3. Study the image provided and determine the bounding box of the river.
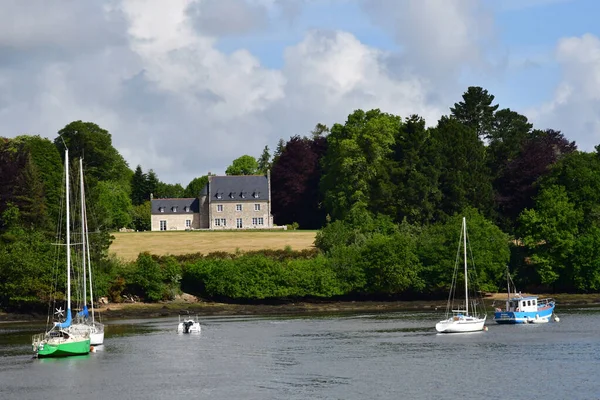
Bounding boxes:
[1,307,599,399]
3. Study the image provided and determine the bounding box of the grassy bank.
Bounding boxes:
[109,230,317,261]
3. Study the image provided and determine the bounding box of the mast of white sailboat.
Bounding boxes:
[66,149,71,314]
[463,217,468,316]
[507,266,510,300]
[83,172,95,324]
[79,158,87,308]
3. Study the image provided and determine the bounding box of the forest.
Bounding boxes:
[1,86,599,312]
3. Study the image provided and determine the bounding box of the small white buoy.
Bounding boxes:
[90,346,96,353]
[484,326,488,331]
[554,315,560,322]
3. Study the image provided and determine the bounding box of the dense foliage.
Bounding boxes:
[2,85,600,312]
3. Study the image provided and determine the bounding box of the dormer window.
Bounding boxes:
[172,206,178,212]
[253,192,260,199]
[229,192,235,199]
[184,206,190,212]
[216,192,222,199]
[241,191,246,199]
[159,207,165,213]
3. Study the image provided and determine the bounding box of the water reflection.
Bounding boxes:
[0,310,599,400]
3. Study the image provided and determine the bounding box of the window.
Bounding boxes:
[252,217,264,226]
[159,207,165,213]
[217,204,223,212]
[254,204,260,211]
[229,192,235,199]
[160,220,167,231]
[186,219,191,228]
[216,192,222,199]
[236,204,242,211]
[184,206,190,212]
[253,192,260,199]
[172,206,178,212]
[214,218,226,227]
[241,191,246,199]
[236,218,243,229]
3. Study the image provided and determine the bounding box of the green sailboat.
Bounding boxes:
[32,148,90,358]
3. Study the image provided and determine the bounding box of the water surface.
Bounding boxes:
[1,308,598,399]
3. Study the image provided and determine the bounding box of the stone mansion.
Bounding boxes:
[150,172,274,231]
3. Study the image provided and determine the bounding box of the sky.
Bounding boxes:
[1,0,599,186]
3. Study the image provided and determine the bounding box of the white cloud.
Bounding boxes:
[359,0,496,97]
[0,0,496,185]
[529,34,600,151]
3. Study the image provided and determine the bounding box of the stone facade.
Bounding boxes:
[151,172,274,231]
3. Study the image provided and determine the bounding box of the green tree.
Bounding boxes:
[311,123,330,138]
[156,182,184,198]
[257,146,271,174]
[418,208,510,294]
[92,180,133,229]
[54,120,132,186]
[429,117,493,220]
[131,201,151,231]
[518,185,582,289]
[450,86,499,139]
[15,135,63,224]
[183,176,209,198]
[226,155,259,175]
[131,165,148,205]
[321,109,400,221]
[146,170,159,198]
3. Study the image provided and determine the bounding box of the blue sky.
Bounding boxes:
[1,0,600,185]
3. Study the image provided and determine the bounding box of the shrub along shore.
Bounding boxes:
[3,293,599,323]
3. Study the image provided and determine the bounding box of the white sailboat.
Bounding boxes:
[435,217,487,333]
[69,158,105,346]
[32,149,91,357]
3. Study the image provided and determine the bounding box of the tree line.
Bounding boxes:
[1,86,599,311]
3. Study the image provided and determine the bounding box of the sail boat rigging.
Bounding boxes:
[435,217,487,334]
[32,149,91,357]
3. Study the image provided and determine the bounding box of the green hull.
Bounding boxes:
[36,338,90,358]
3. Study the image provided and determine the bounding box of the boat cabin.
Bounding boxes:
[506,296,538,312]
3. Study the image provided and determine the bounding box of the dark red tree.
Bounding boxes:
[495,129,577,231]
[271,135,328,229]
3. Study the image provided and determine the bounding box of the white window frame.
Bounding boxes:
[160,220,167,231]
[185,219,191,228]
[236,218,243,229]
[254,204,260,211]
[217,204,223,212]
[236,204,242,212]
[214,218,226,227]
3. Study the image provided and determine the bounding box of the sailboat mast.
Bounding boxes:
[79,159,87,306]
[463,217,468,315]
[65,149,71,312]
[507,266,510,300]
[83,173,95,324]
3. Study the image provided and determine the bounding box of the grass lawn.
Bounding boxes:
[109,230,317,261]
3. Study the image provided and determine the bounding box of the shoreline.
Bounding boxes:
[3,293,600,322]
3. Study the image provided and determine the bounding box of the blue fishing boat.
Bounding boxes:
[493,268,557,324]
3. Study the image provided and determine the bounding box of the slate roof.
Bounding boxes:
[151,198,199,214]
[207,175,268,202]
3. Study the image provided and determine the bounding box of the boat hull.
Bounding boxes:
[69,322,105,345]
[35,338,90,358]
[435,317,486,333]
[177,320,201,334]
[494,303,555,324]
